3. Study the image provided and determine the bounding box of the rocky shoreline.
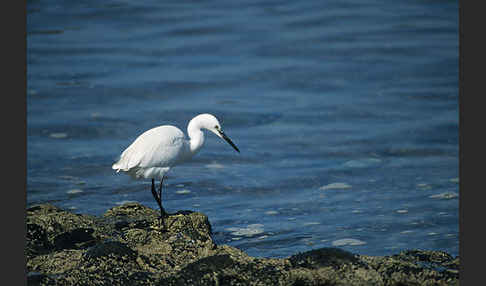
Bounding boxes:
[26,203,459,285]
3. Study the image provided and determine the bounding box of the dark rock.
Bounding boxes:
[26,223,49,255]
[289,247,360,269]
[27,272,48,285]
[84,240,137,259]
[26,202,459,285]
[53,228,95,250]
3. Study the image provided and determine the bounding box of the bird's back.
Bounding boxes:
[112,125,189,179]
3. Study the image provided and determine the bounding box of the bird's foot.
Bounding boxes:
[156,210,168,232]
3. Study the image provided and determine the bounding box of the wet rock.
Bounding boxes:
[26,202,459,285]
[53,228,95,250]
[26,272,48,285]
[84,240,137,259]
[289,247,360,269]
[26,223,49,256]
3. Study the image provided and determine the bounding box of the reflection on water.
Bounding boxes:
[27,0,458,258]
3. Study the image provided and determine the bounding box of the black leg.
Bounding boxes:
[150,179,161,207]
[150,178,166,230]
[158,176,167,217]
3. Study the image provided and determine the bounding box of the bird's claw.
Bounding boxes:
[156,212,168,232]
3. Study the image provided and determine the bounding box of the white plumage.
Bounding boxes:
[112,125,188,180]
[112,113,240,223]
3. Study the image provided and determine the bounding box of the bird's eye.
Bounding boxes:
[214,125,219,130]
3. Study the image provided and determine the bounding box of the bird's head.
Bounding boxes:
[192,113,240,153]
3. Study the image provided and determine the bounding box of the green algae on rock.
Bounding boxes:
[26,203,459,285]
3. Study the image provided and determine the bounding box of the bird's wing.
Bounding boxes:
[113,126,187,171]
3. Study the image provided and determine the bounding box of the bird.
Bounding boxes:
[112,113,240,228]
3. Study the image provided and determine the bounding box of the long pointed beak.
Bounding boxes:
[218,130,240,153]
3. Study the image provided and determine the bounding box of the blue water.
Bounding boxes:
[27,0,459,258]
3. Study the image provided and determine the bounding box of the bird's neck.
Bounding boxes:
[187,121,205,155]
[189,130,204,155]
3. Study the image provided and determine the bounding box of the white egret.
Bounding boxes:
[112,113,240,227]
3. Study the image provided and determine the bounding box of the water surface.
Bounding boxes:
[27,0,459,258]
